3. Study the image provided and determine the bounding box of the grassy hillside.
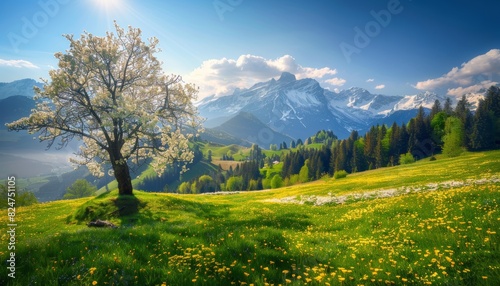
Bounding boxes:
[204,143,250,160]
[1,151,499,285]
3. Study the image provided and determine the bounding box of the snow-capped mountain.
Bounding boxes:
[324,87,403,127]
[197,72,363,140]
[196,72,482,141]
[392,91,449,112]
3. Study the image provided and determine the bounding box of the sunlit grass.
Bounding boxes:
[0,150,499,285]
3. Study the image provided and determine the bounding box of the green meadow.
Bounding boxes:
[1,150,499,285]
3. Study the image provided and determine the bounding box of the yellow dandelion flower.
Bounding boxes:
[92,281,98,286]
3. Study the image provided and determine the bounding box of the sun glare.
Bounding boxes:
[92,0,122,12]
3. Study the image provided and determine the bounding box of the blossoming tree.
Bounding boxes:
[7,23,201,196]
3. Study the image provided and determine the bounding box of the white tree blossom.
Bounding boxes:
[7,23,202,195]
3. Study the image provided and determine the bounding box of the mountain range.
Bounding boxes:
[196,72,483,142]
[0,78,43,100]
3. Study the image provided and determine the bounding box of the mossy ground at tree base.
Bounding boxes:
[69,191,150,226]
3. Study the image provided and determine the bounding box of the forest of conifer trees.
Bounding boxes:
[280,86,500,182]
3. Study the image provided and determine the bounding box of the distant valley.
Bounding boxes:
[0,79,91,201]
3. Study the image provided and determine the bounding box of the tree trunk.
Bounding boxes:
[113,159,134,196]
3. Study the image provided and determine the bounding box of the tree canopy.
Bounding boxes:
[7,23,201,195]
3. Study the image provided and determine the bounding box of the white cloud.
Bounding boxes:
[447,80,497,97]
[415,49,500,97]
[0,59,39,69]
[366,78,374,82]
[375,84,385,89]
[325,77,346,86]
[186,54,344,98]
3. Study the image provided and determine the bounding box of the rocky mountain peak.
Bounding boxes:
[278,72,297,83]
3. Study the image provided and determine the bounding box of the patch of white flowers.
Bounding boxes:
[265,176,500,206]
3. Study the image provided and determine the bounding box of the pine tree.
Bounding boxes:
[484,86,500,147]
[443,97,453,115]
[471,99,495,150]
[389,122,400,165]
[249,144,263,161]
[207,150,212,162]
[407,119,417,155]
[399,123,409,155]
[430,99,442,120]
[350,142,357,172]
[351,138,367,172]
[455,95,473,149]
[320,145,332,176]
[374,125,388,168]
[349,130,359,141]
[364,125,378,169]
[335,140,349,172]
[414,106,430,145]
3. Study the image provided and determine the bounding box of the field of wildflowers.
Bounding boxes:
[1,151,499,285]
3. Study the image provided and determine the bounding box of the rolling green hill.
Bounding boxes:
[1,150,499,285]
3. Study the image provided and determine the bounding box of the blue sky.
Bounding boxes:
[1,0,499,99]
